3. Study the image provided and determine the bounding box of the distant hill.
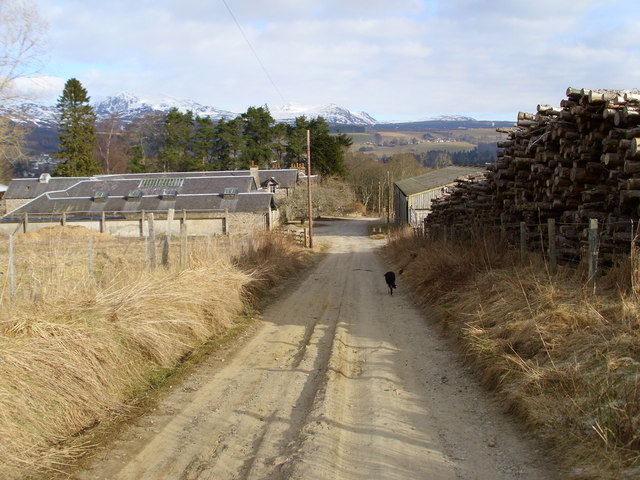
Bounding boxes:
[0,92,514,157]
[1,92,379,129]
[374,118,514,131]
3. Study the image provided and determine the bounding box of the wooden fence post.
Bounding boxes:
[139,210,145,237]
[89,233,94,277]
[588,218,598,291]
[180,217,187,269]
[548,218,557,274]
[167,208,175,238]
[147,212,157,269]
[9,234,15,302]
[23,213,28,233]
[520,221,527,263]
[100,211,106,233]
[162,236,170,267]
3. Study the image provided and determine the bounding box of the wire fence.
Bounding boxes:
[419,216,639,289]
[0,229,263,305]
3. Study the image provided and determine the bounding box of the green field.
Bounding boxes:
[348,128,507,158]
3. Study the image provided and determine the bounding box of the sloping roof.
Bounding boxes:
[5,177,90,199]
[6,169,300,199]
[55,176,256,198]
[3,191,276,217]
[3,169,298,218]
[257,169,299,188]
[395,166,485,197]
[95,171,253,180]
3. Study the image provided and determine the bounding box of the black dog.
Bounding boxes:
[384,271,396,295]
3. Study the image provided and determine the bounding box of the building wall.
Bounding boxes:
[395,183,454,227]
[227,212,267,234]
[0,212,275,237]
[4,199,29,215]
[394,185,408,225]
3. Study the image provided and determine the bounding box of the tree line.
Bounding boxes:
[53,78,353,178]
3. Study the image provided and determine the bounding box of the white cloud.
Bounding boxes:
[9,75,66,102]
[29,0,640,120]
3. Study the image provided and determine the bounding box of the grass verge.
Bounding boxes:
[0,227,312,480]
[385,227,640,480]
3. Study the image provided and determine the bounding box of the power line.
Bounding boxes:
[221,0,287,104]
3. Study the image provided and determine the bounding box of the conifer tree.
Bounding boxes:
[54,78,101,176]
[240,106,275,168]
[213,117,244,170]
[160,108,199,171]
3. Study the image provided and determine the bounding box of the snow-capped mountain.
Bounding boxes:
[1,102,58,127]
[269,102,377,126]
[384,114,478,124]
[93,92,238,123]
[0,92,379,127]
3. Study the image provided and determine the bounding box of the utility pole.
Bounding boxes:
[306,129,313,248]
[387,171,391,223]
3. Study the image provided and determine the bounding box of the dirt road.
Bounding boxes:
[74,218,559,480]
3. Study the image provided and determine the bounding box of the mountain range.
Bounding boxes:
[1,92,381,128]
[0,93,514,161]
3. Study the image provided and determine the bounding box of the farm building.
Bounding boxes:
[94,167,300,197]
[0,168,298,237]
[394,166,485,227]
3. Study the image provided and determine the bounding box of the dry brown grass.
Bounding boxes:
[385,227,640,479]
[0,226,309,480]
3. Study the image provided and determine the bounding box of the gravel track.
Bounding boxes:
[73,217,559,480]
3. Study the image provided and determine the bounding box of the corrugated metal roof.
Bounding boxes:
[395,166,485,197]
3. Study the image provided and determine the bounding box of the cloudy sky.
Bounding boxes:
[14,0,640,121]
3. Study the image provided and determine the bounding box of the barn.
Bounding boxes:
[0,168,298,237]
[394,166,485,227]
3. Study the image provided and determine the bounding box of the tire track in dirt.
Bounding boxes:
[71,218,561,480]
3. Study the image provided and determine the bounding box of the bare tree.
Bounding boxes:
[0,0,46,180]
[346,152,385,213]
[0,0,47,103]
[124,112,167,171]
[96,114,128,174]
[0,116,28,180]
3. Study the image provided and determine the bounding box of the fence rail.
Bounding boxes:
[274,227,308,247]
[419,216,639,290]
[0,208,231,237]
[0,229,259,304]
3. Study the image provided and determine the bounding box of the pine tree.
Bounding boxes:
[160,108,198,172]
[193,115,216,169]
[127,145,148,173]
[54,78,101,176]
[306,117,352,178]
[213,117,244,170]
[286,116,310,165]
[240,106,275,168]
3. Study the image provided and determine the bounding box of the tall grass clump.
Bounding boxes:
[385,226,640,479]
[0,226,308,479]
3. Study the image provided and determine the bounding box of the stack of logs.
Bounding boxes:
[426,87,640,265]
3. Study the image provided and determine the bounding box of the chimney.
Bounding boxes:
[38,173,51,184]
[249,164,260,190]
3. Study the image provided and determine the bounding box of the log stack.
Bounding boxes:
[426,87,640,265]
